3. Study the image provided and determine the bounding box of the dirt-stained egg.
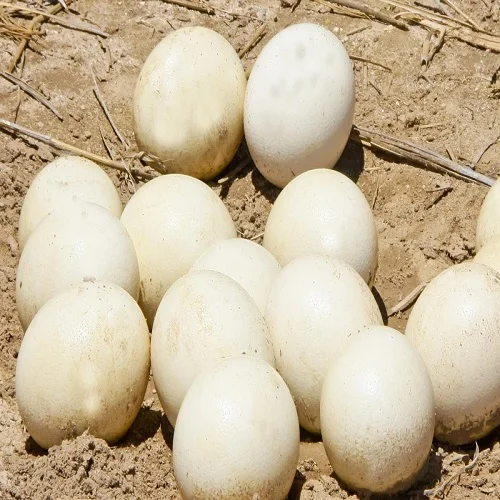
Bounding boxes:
[16,281,150,450]
[406,262,500,445]
[321,326,435,494]
[133,26,246,180]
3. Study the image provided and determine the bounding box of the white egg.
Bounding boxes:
[173,355,299,500]
[263,168,378,284]
[120,174,237,327]
[321,326,435,494]
[265,254,383,433]
[16,202,139,331]
[16,281,150,450]
[191,238,281,314]
[406,262,500,444]
[151,270,275,427]
[244,22,355,188]
[474,236,500,273]
[476,179,500,250]
[18,155,122,251]
[134,26,246,180]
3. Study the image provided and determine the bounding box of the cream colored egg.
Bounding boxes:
[133,26,246,180]
[151,270,274,427]
[321,326,435,494]
[18,155,122,251]
[16,202,139,331]
[474,236,500,273]
[173,355,299,500]
[265,254,383,433]
[16,281,150,450]
[191,238,281,314]
[476,179,500,250]
[244,23,355,188]
[406,262,500,444]
[263,169,378,284]
[120,174,236,327]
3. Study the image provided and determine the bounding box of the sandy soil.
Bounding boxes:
[0,0,499,498]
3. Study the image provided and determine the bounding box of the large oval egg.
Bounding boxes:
[244,23,355,188]
[133,26,246,180]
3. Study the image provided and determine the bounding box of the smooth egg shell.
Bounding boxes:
[265,254,383,433]
[191,238,281,314]
[173,355,299,500]
[120,174,236,327]
[244,23,355,188]
[16,202,139,331]
[263,168,378,284]
[321,326,435,494]
[18,155,122,251]
[151,270,275,427]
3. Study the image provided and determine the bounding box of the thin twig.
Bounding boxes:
[0,118,154,179]
[0,8,40,40]
[314,0,367,18]
[424,185,452,209]
[350,125,496,187]
[323,0,409,30]
[350,55,392,72]
[344,25,369,37]
[159,0,214,14]
[421,29,432,68]
[238,23,267,58]
[430,0,448,15]
[8,0,71,73]
[251,232,264,241]
[0,71,63,121]
[473,133,500,166]
[371,174,380,209]
[378,0,500,52]
[387,281,429,316]
[218,157,253,184]
[0,2,108,38]
[57,0,69,11]
[91,68,129,148]
[427,27,446,66]
[98,124,115,160]
[441,0,481,29]
[424,443,480,498]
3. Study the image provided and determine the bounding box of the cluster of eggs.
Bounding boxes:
[13,20,500,500]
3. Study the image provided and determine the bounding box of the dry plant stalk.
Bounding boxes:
[350,125,496,187]
[8,0,72,73]
[424,443,480,498]
[0,71,63,120]
[321,0,409,30]
[387,281,429,316]
[378,0,500,53]
[313,0,367,19]
[159,0,214,14]
[0,2,107,38]
[0,118,155,180]
[0,8,38,40]
[238,23,267,58]
[91,69,129,148]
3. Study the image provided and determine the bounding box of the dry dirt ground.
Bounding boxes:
[0,0,499,498]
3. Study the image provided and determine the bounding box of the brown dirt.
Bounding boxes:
[0,0,499,498]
